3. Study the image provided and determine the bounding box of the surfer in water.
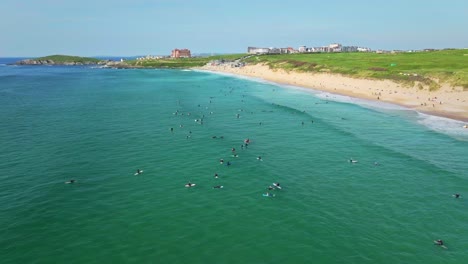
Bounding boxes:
[219,159,224,164]
[65,179,76,184]
[226,161,231,166]
[186,182,194,187]
[434,239,447,249]
[257,156,262,161]
[453,193,461,198]
[213,185,223,189]
[136,169,142,175]
[214,173,219,179]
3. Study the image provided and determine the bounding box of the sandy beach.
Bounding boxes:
[198,64,468,122]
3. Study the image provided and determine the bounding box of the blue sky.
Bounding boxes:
[0,0,467,56]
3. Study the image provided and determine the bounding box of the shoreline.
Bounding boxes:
[197,64,468,122]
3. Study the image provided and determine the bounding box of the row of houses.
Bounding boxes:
[248,43,372,54]
[135,48,193,61]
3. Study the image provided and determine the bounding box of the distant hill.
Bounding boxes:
[15,55,105,65]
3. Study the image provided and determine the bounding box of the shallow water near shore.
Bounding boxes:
[1,65,468,264]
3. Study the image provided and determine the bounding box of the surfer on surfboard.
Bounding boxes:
[273,183,281,189]
[434,239,447,249]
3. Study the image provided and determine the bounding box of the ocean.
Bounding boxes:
[1,61,467,264]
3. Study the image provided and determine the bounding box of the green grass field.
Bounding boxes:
[244,49,468,90]
[34,51,467,91]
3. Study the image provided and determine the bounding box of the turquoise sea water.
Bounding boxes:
[1,63,468,264]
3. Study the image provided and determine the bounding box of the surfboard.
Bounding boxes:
[185,184,196,188]
[273,183,282,189]
[434,241,448,249]
[134,170,144,175]
[263,194,275,197]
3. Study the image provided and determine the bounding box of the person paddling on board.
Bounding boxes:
[453,193,461,198]
[65,179,75,184]
[434,239,447,249]
[213,185,223,189]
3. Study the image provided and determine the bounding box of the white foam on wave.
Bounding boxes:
[276,84,468,141]
[313,91,408,111]
[194,69,277,85]
[313,91,468,140]
[198,69,468,141]
[416,113,468,141]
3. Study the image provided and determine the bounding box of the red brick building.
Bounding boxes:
[171,49,191,58]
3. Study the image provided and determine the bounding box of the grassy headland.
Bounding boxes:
[35,55,102,63]
[243,49,468,90]
[125,54,246,68]
[15,54,104,66]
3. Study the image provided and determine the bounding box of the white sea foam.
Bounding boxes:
[416,113,468,140]
[313,91,407,111]
[194,69,276,85]
[200,69,468,141]
[313,91,468,140]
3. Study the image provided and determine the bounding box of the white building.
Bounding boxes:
[298,45,307,53]
[247,47,270,54]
